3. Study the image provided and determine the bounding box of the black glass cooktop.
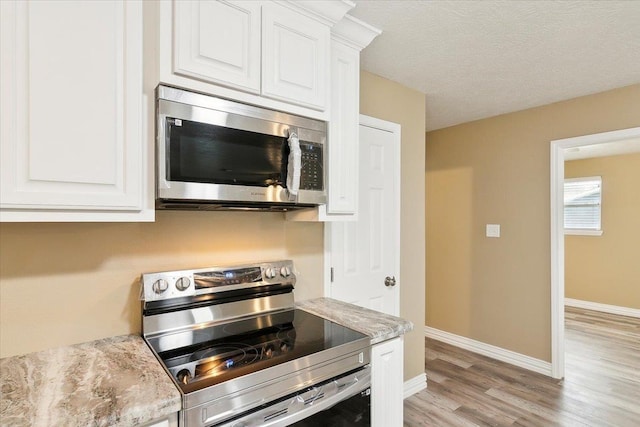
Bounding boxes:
[150,309,367,393]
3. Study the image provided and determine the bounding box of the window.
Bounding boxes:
[564,176,602,235]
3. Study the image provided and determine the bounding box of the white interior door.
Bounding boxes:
[328,115,400,316]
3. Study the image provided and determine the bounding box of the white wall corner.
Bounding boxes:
[565,298,640,318]
[424,326,553,377]
[403,373,427,399]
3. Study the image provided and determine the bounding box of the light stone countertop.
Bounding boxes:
[0,299,410,427]
[296,297,413,344]
[0,334,181,427]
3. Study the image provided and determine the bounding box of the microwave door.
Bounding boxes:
[159,115,292,204]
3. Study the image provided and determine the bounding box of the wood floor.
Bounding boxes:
[404,307,640,426]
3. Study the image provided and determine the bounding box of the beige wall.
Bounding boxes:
[0,212,324,358]
[360,71,426,382]
[425,84,640,361]
[565,153,640,309]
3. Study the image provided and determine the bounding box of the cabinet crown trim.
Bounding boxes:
[332,14,382,51]
[278,0,355,26]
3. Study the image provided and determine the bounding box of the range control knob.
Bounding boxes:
[280,266,291,277]
[265,268,276,279]
[175,277,191,291]
[152,279,169,294]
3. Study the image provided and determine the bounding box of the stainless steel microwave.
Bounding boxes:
[156,85,326,211]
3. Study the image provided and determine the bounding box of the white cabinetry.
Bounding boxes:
[326,39,360,214]
[371,337,404,427]
[173,0,261,93]
[261,2,329,109]
[164,0,344,116]
[326,16,381,218]
[0,0,152,222]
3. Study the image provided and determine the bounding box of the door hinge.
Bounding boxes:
[330,267,334,283]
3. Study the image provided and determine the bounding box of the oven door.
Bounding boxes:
[289,386,370,426]
[212,367,371,427]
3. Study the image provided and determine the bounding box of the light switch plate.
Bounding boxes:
[486,224,500,238]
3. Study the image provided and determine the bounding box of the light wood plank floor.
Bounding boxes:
[404,307,640,426]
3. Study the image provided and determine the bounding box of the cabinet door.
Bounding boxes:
[372,337,404,427]
[262,3,329,110]
[327,40,359,215]
[0,0,145,216]
[173,0,261,93]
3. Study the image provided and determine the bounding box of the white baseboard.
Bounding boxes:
[565,298,640,318]
[403,373,427,399]
[424,326,553,377]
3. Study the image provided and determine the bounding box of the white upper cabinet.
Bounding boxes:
[163,0,349,117]
[173,1,261,93]
[0,0,152,222]
[261,2,329,110]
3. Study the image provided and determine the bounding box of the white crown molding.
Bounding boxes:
[403,373,427,399]
[332,14,382,51]
[565,298,640,318]
[424,326,553,377]
[278,0,355,26]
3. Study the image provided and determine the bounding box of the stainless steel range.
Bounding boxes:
[141,260,371,426]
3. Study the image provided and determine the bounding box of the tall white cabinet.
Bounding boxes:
[0,0,152,221]
[327,16,381,216]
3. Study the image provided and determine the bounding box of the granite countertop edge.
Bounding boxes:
[296,297,413,344]
[0,334,181,427]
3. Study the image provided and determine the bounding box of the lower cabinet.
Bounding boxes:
[371,336,404,427]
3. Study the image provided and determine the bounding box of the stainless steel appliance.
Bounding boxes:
[141,260,371,427]
[156,86,327,211]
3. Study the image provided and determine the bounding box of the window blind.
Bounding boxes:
[564,177,601,230]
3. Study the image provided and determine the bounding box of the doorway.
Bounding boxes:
[326,115,401,317]
[549,126,640,378]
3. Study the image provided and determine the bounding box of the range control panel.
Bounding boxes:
[141,260,295,302]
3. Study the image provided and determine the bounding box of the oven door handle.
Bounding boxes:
[215,368,371,427]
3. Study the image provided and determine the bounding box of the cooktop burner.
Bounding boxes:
[150,309,366,394]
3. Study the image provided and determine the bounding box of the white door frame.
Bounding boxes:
[549,126,640,379]
[324,114,402,309]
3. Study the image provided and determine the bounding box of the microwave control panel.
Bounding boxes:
[299,142,324,190]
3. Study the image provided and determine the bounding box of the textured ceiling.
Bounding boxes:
[349,1,640,131]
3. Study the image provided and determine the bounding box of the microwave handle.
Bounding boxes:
[286,131,301,198]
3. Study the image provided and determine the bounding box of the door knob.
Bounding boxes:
[384,276,396,287]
